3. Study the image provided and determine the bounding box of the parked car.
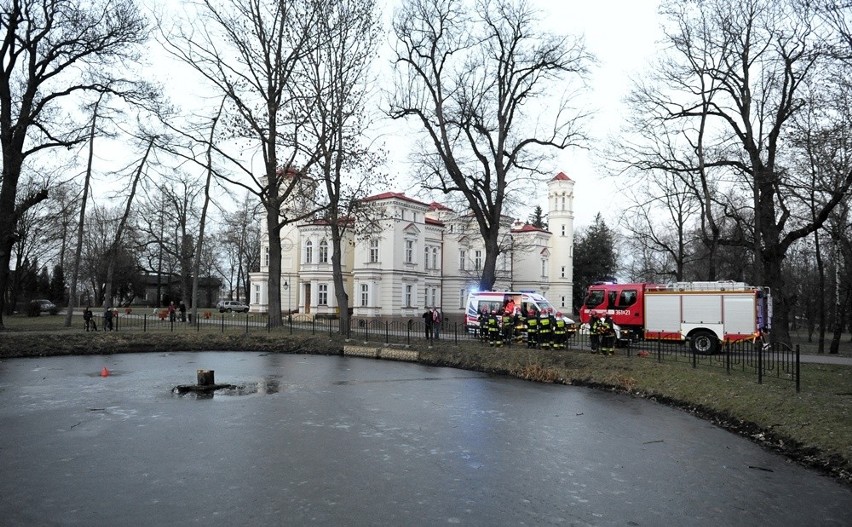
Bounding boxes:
[34,299,57,313]
[217,300,249,313]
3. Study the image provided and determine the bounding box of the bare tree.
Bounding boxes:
[0,0,148,328]
[389,0,593,292]
[295,0,384,335]
[101,136,155,308]
[79,204,143,307]
[217,193,262,303]
[623,0,852,345]
[65,93,104,325]
[618,171,702,282]
[190,98,225,322]
[158,0,327,326]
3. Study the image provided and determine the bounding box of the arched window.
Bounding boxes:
[305,240,313,263]
[319,240,328,263]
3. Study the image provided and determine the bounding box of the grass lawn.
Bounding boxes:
[2,312,850,487]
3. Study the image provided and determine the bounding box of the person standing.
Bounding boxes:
[168,301,177,323]
[589,315,601,353]
[179,302,187,322]
[478,307,489,343]
[103,306,114,331]
[83,306,96,332]
[422,308,433,340]
[526,308,539,348]
[553,313,566,349]
[487,309,501,347]
[538,309,552,349]
[600,315,616,355]
[432,308,441,340]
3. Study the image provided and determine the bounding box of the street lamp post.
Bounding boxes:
[283,280,292,331]
[284,279,293,315]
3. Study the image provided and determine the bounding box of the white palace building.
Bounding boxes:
[249,172,576,318]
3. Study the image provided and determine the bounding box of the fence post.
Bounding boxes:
[795,344,800,393]
[170,317,174,332]
[221,313,225,333]
[143,314,147,332]
[454,322,458,344]
[386,320,390,344]
[692,346,697,368]
[656,339,661,362]
[758,341,763,384]
[726,342,731,374]
[245,313,249,335]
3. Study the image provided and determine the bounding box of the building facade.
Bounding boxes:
[249,172,575,317]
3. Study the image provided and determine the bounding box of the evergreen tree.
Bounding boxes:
[37,267,50,298]
[19,258,39,301]
[528,206,548,229]
[49,265,66,306]
[572,214,617,310]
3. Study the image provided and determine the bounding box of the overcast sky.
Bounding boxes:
[373,0,665,230]
[149,0,665,231]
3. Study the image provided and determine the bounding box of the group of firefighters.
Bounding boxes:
[475,302,618,354]
[477,303,572,349]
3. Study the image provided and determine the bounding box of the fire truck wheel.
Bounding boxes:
[690,330,719,355]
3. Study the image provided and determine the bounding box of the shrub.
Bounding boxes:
[25,301,42,317]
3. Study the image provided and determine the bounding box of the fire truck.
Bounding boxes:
[579,281,771,354]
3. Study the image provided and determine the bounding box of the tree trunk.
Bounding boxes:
[815,229,826,353]
[266,197,283,327]
[330,221,350,337]
[479,227,500,292]
[192,100,223,322]
[64,98,101,327]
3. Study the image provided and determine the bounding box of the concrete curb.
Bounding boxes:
[343,344,419,362]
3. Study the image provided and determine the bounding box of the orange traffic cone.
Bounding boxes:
[100,367,110,377]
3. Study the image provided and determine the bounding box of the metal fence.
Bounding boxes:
[81,311,800,391]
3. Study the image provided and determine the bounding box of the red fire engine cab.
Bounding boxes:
[579,281,772,354]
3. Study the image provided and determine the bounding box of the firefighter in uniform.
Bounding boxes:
[478,308,489,343]
[503,303,515,345]
[538,309,553,349]
[599,315,616,355]
[487,309,502,347]
[514,308,526,344]
[589,315,601,353]
[525,308,539,348]
[553,312,566,349]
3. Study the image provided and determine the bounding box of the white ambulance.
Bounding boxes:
[464,291,576,334]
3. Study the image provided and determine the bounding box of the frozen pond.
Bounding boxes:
[0,352,849,525]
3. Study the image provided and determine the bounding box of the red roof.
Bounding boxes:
[551,172,571,181]
[362,192,431,207]
[428,201,454,212]
[425,217,445,226]
[512,223,549,234]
